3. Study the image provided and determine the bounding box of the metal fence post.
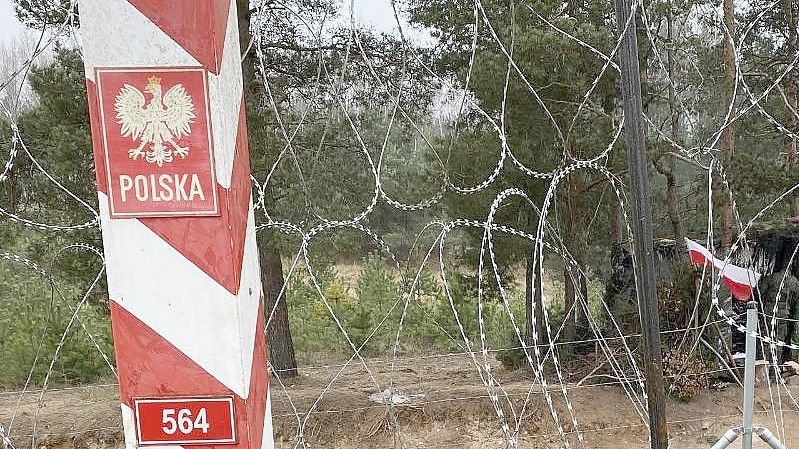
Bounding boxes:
[742,301,757,449]
[710,302,786,449]
[612,0,670,446]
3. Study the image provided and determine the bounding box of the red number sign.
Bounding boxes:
[134,397,236,445]
[95,67,219,218]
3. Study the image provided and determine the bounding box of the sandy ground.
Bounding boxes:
[2,354,799,449]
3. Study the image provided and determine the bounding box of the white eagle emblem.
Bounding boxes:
[114,76,196,167]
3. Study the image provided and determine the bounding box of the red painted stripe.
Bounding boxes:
[688,249,754,301]
[110,299,269,449]
[86,80,108,193]
[126,0,232,74]
[243,299,268,449]
[111,301,229,398]
[140,100,251,294]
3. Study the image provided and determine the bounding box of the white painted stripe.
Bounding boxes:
[235,203,263,398]
[685,238,761,286]
[78,0,197,81]
[120,403,138,449]
[207,3,245,188]
[99,192,262,398]
[261,388,275,449]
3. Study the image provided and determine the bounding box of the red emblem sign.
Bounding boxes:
[134,396,237,445]
[96,67,219,218]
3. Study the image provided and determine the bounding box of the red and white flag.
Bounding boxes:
[685,238,761,301]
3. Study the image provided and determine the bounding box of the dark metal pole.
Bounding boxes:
[612,0,669,447]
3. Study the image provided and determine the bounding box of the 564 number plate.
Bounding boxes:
[134,396,236,445]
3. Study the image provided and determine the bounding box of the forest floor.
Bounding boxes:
[2,353,799,449]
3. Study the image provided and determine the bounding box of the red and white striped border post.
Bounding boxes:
[78,1,274,448]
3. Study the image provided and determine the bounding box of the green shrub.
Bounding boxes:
[286,255,530,361]
[0,261,114,388]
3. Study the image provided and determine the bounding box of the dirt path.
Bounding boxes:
[2,354,799,448]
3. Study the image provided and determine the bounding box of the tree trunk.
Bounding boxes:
[569,174,589,335]
[261,235,298,376]
[610,202,622,246]
[721,0,736,249]
[563,264,576,353]
[562,262,587,349]
[579,260,588,324]
[525,247,545,350]
[655,155,683,244]
[657,5,684,245]
[786,0,799,216]
[561,171,589,357]
[605,204,624,328]
[4,166,18,214]
[524,202,544,352]
[238,0,298,376]
[562,177,577,357]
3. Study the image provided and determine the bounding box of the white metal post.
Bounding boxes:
[742,301,757,449]
[709,301,785,449]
